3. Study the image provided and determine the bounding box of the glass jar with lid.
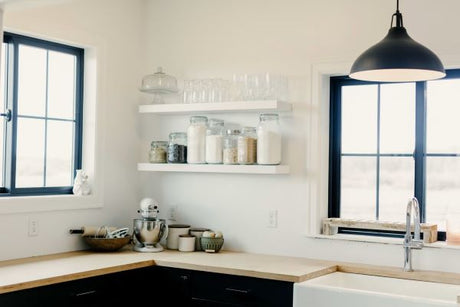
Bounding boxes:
[237,127,257,165]
[167,132,187,163]
[257,114,281,165]
[187,116,208,164]
[223,129,240,165]
[149,141,168,163]
[205,119,225,164]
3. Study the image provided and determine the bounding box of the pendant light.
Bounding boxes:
[349,0,445,82]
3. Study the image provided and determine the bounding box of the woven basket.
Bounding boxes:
[83,235,131,252]
[200,237,224,253]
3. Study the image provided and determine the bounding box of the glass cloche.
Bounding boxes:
[139,67,179,103]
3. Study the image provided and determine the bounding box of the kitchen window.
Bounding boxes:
[329,70,460,240]
[0,32,84,196]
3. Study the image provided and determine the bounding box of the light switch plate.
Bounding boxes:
[268,210,278,228]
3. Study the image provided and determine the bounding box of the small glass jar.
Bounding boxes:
[206,119,225,164]
[257,113,281,165]
[223,129,240,165]
[187,116,208,164]
[149,141,168,163]
[237,127,257,165]
[167,132,187,163]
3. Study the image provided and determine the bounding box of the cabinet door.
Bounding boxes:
[38,276,108,307]
[155,266,192,305]
[0,288,39,307]
[191,270,293,307]
[38,267,156,307]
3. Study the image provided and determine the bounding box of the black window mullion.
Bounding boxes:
[414,81,427,222]
[376,84,381,220]
[9,38,19,193]
[328,79,342,218]
[43,50,49,187]
[73,47,84,181]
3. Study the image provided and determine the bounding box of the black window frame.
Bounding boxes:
[1,32,84,196]
[329,70,460,241]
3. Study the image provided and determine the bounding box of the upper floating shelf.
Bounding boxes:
[138,100,292,115]
[137,163,290,175]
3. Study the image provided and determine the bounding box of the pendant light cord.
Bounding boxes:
[390,0,403,28]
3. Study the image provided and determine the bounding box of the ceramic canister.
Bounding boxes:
[166,224,191,249]
[178,234,196,252]
[189,228,211,251]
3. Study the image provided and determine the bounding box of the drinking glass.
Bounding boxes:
[182,80,193,104]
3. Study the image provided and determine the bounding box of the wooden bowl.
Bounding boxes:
[83,235,131,252]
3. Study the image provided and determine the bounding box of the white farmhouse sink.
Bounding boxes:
[294,272,460,307]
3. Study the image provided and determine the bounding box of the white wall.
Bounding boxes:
[2,0,460,273]
[139,0,460,273]
[0,0,144,261]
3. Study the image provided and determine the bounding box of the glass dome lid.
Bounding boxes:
[139,67,179,94]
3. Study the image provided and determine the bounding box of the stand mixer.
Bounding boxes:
[133,198,168,252]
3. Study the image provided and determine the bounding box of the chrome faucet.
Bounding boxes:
[403,197,423,272]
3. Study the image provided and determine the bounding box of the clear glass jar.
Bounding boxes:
[223,129,240,165]
[187,116,208,164]
[149,141,168,163]
[167,132,187,163]
[237,127,257,165]
[257,114,281,165]
[205,119,225,164]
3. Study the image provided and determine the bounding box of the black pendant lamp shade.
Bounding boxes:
[350,0,445,82]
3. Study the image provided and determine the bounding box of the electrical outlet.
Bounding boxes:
[28,218,39,237]
[168,206,177,221]
[268,210,278,228]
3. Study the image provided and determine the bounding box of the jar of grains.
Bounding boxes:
[223,129,240,165]
[149,141,168,163]
[187,116,208,164]
[205,119,225,164]
[167,132,187,163]
[257,114,281,165]
[237,127,257,165]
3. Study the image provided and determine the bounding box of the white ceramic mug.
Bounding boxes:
[178,235,195,252]
[166,224,190,250]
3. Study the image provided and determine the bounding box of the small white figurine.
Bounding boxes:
[73,170,91,196]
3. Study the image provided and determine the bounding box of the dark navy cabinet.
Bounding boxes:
[156,267,293,306]
[0,267,154,307]
[0,266,293,307]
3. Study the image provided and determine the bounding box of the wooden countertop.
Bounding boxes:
[0,247,459,294]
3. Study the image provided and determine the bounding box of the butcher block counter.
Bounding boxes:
[0,247,459,294]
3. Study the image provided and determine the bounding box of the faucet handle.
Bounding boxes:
[411,239,424,249]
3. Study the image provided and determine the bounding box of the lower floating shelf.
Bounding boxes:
[137,163,290,174]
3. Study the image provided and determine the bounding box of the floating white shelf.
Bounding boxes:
[138,100,292,115]
[137,163,290,174]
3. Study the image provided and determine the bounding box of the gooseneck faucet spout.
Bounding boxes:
[403,197,424,272]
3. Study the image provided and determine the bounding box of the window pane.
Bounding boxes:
[341,85,378,153]
[380,83,415,154]
[17,45,46,117]
[48,51,76,119]
[46,121,74,186]
[0,43,7,187]
[426,157,460,231]
[427,79,460,153]
[341,156,376,219]
[379,157,414,222]
[16,118,45,187]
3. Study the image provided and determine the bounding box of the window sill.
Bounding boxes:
[306,233,460,250]
[0,193,103,214]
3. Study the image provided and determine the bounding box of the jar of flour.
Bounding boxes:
[256,113,281,165]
